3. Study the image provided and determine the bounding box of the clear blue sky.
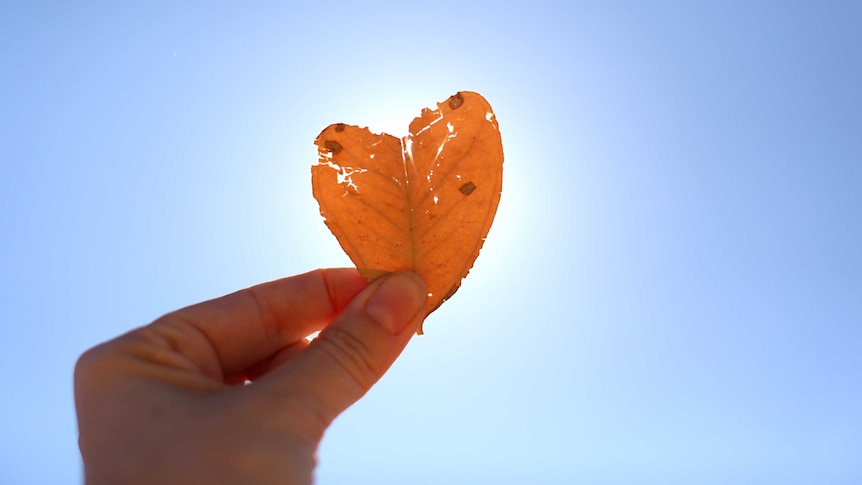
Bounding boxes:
[2,2,860,483]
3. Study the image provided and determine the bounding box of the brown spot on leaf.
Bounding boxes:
[459,181,476,195]
[325,140,343,154]
[335,123,346,132]
[449,93,464,109]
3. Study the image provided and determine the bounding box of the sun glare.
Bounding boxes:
[305,330,321,342]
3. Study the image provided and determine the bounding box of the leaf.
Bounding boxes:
[312,91,503,333]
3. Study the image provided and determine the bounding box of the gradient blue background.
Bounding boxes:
[2,2,860,483]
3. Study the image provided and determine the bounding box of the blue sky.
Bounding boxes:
[1,1,860,483]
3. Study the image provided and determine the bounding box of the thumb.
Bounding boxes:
[262,271,427,427]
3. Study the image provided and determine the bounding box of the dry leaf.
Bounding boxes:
[312,91,503,333]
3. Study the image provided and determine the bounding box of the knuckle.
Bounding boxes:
[245,288,282,349]
[73,347,98,383]
[316,326,381,390]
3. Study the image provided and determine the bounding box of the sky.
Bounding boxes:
[1,1,861,484]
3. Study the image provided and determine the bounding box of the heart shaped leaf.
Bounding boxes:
[312,91,503,332]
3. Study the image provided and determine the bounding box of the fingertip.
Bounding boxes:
[365,272,427,335]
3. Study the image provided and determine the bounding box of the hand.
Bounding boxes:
[74,268,427,485]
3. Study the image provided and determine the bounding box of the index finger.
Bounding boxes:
[157,268,368,376]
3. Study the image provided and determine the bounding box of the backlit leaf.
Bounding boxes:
[312,91,503,333]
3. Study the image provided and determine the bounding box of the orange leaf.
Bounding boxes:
[312,91,503,333]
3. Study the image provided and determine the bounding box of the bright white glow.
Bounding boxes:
[305,330,321,342]
[326,163,368,193]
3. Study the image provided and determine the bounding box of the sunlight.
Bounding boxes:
[305,330,321,342]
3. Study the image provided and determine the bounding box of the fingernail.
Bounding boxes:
[366,272,426,335]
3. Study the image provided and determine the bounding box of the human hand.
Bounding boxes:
[74,268,427,485]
